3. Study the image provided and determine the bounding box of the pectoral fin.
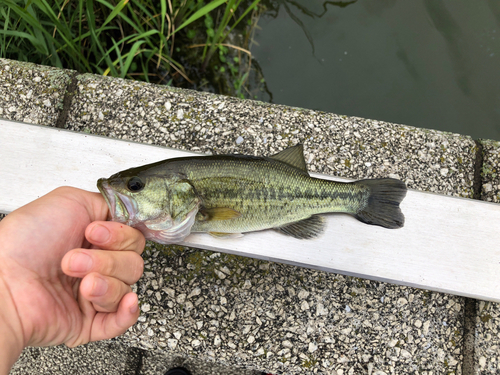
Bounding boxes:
[273,215,325,239]
[200,207,242,221]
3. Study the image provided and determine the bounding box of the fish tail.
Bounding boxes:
[353,178,407,229]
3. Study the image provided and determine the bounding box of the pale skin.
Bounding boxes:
[0,187,146,374]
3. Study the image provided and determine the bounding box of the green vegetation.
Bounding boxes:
[301,355,318,368]
[0,0,265,98]
[480,313,493,323]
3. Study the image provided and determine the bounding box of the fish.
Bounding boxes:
[97,144,407,244]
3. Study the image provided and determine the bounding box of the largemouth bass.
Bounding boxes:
[97,145,407,244]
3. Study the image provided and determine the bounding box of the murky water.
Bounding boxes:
[251,0,500,140]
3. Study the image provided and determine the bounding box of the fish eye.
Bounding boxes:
[127,177,145,192]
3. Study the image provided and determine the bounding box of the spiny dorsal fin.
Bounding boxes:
[273,215,325,239]
[269,144,308,172]
[200,207,242,221]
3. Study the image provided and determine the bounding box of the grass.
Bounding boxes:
[0,0,263,95]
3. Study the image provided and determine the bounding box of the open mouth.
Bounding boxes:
[97,178,118,220]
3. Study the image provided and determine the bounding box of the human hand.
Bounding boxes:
[0,187,145,372]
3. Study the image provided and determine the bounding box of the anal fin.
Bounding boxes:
[273,215,325,239]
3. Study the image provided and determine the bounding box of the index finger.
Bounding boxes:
[86,221,145,254]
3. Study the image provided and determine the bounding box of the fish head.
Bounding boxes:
[97,168,200,244]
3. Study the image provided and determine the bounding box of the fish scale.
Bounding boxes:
[171,157,370,234]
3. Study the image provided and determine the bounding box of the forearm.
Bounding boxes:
[0,273,24,375]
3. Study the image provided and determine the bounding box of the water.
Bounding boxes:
[251,0,500,140]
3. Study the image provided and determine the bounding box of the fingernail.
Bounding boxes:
[91,276,108,297]
[69,252,93,273]
[130,300,138,314]
[90,224,110,243]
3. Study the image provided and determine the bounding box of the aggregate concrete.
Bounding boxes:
[0,58,72,126]
[475,301,500,374]
[126,244,465,375]
[475,139,500,374]
[480,139,500,203]
[10,341,141,375]
[0,58,495,374]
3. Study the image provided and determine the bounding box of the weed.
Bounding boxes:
[0,0,266,97]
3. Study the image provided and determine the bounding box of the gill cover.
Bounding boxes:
[141,179,201,244]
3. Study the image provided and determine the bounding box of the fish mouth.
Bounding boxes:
[97,178,115,219]
[97,178,137,224]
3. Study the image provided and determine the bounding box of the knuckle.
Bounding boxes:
[98,254,118,276]
[93,279,129,312]
[124,231,145,252]
[111,283,131,307]
[131,253,144,281]
[109,224,144,252]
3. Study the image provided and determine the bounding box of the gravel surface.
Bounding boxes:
[11,341,141,375]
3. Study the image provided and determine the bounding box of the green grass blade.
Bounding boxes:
[86,0,118,76]
[121,40,144,78]
[226,0,260,35]
[3,1,49,36]
[204,0,237,64]
[160,0,166,34]
[159,0,166,56]
[31,0,59,21]
[97,0,129,31]
[172,0,227,37]
[0,29,47,52]
[96,0,141,33]
[128,29,160,43]
[107,37,124,72]
[212,0,236,43]
[0,7,8,56]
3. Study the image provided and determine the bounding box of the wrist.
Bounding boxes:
[0,271,24,374]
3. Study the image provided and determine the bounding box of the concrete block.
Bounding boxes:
[0,58,73,126]
[480,139,500,203]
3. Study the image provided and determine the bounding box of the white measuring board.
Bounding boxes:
[2,120,500,301]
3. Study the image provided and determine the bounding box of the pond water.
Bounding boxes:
[251,0,500,141]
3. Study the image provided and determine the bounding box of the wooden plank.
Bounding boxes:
[2,120,500,301]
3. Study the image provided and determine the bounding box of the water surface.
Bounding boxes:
[252,0,500,140]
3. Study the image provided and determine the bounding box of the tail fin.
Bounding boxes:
[354,178,407,229]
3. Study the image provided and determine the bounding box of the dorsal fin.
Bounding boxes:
[269,144,308,172]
